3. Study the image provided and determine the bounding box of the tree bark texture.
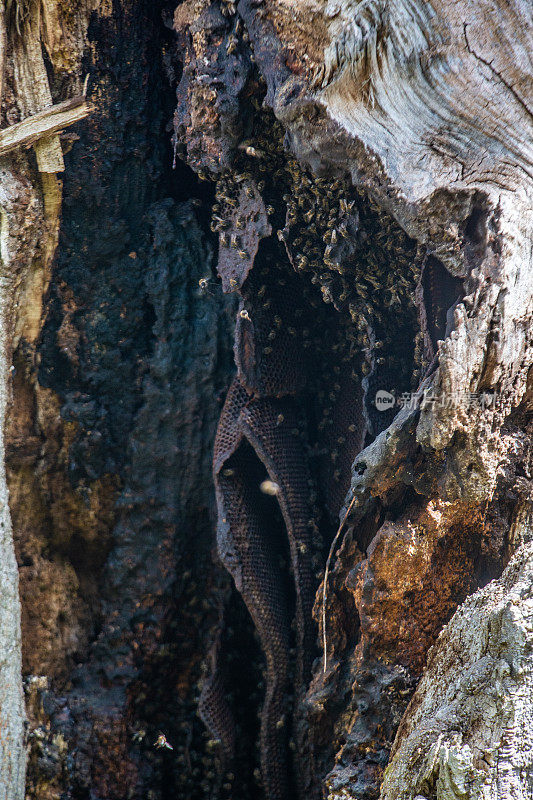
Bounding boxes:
[0,0,531,799]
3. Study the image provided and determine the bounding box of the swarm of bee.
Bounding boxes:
[207,103,422,401]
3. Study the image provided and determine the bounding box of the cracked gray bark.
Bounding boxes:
[380,514,533,800]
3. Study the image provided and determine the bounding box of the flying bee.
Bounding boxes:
[155,734,173,751]
[239,144,263,158]
[239,309,250,321]
[198,276,210,294]
[260,480,279,496]
[238,248,249,259]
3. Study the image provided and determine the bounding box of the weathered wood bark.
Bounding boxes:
[0,0,531,798]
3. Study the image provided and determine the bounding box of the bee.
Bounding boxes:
[339,224,350,239]
[266,205,275,216]
[206,738,222,751]
[155,734,173,750]
[236,216,246,229]
[260,480,280,496]
[230,233,239,249]
[238,249,249,259]
[321,285,333,303]
[242,144,262,158]
[226,36,238,54]
[198,277,210,292]
[239,309,250,321]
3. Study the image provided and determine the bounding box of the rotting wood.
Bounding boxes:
[0,95,90,160]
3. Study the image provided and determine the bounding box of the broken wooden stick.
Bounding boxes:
[0,94,91,158]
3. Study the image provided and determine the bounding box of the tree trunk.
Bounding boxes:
[0,0,531,799]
